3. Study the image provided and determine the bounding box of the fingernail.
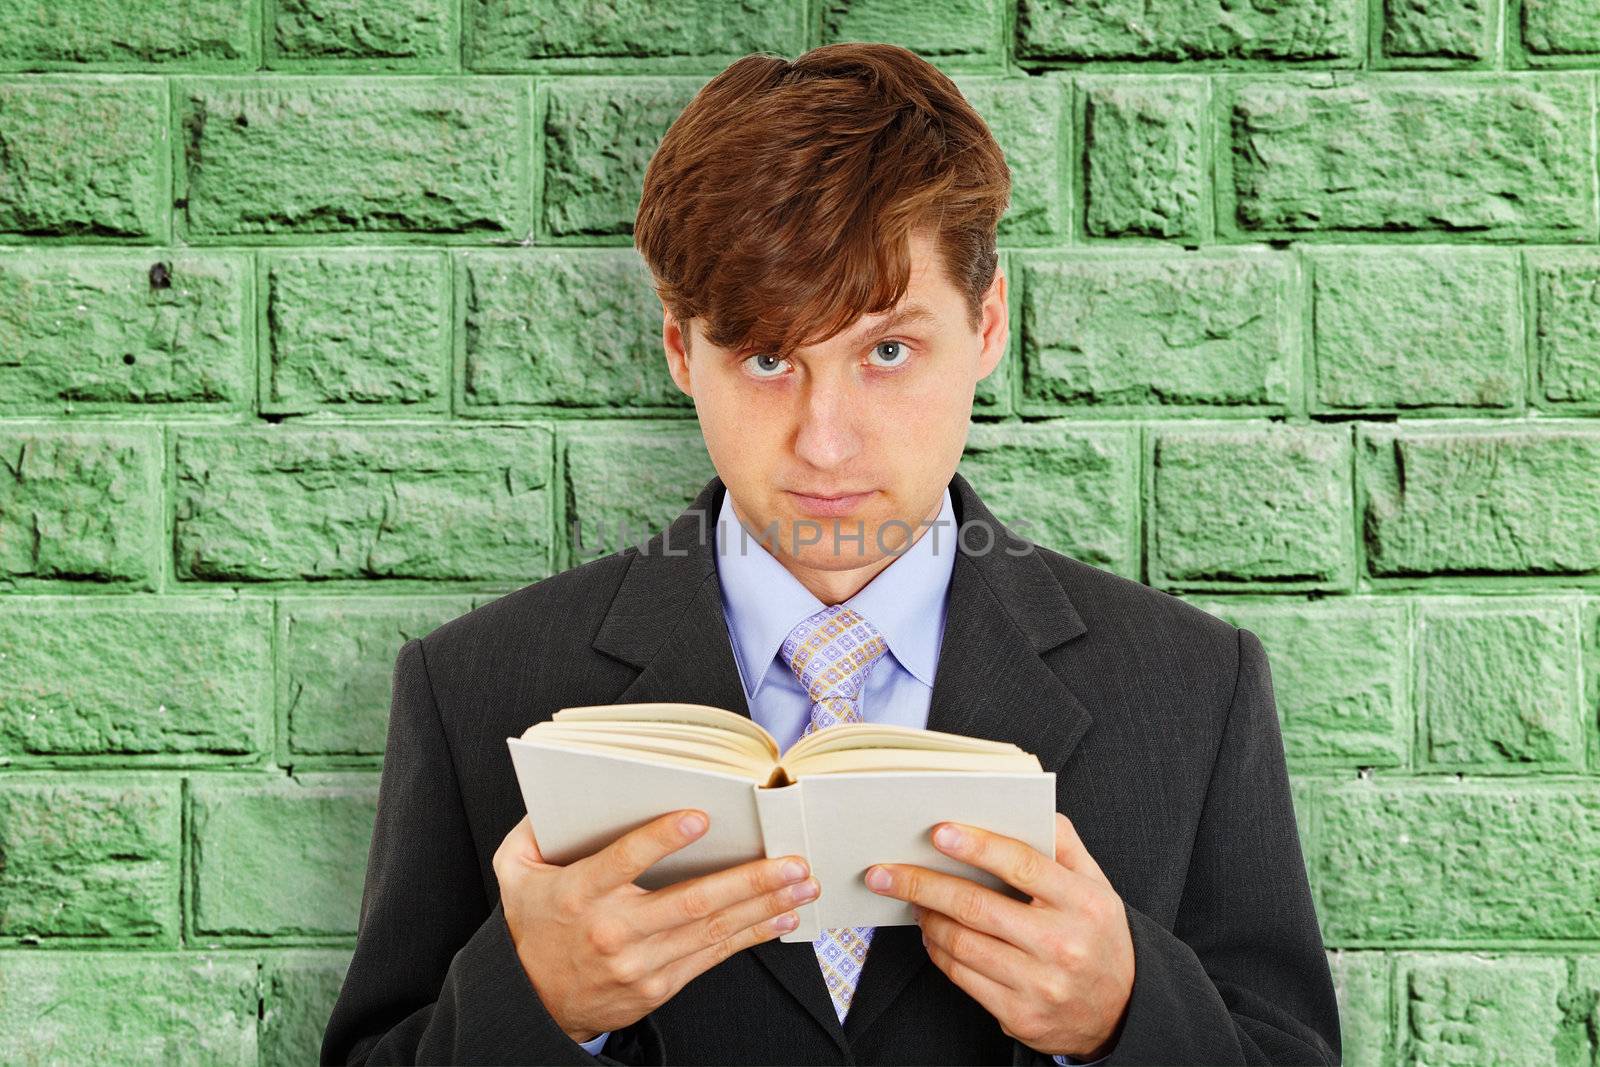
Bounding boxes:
[679,813,706,837]
[775,912,799,931]
[934,824,962,849]
[791,879,819,903]
[866,866,891,891]
[780,858,808,882]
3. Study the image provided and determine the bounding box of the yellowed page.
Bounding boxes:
[786,746,1040,777]
[783,721,1024,762]
[516,734,771,781]
[552,702,779,761]
[535,721,771,762]
[532,725,768,774]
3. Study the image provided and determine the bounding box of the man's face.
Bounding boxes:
[661,229,1008,588]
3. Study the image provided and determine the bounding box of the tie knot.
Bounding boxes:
[781,604,889,706]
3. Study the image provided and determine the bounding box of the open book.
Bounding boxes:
[507,702,1057,943]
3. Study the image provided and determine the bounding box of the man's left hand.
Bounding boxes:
[864,812,1134,1061]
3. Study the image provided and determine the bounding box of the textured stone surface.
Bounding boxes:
[0,778,179,940]
[0,598,271,758]
[1531,253,1600,403]
[1402,956,1567,1065]
[0,252,250,410]
[282,595,476,756]
[1151,426,1354,589]
[1015,0,1363,61]
[261,952,353,1066]
[955,77,1067,239]
[821,0,1005,61]
[179,79,527,236]
[467,0,805,67]
[1311,248,1521,410]
[1586,600,1600,773]
[461,250,688,410]
[1185,599,1409,767]
[1359,424,1600,577]
[563,426,716,562]
[1020,251,1294,409]
[1317,782,1600,941]
[0,427,161,584]
[1522,0,1600,56]
[1227,77,1594,237]
[1383,0,1495,60]
[1327,952,1390,1067]
[1082,78,1205,240]
[264,252,448,411]
[543,78,700,237]
[0,0,254,66]
[0,79,166,238]
[0,953,258,1064]
[190,774,379,938]
[272,0,453,62]
[173,426,554,581]
[957,422,1139,574]
[1419,599,1582,769]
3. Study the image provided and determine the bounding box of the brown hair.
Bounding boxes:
[634,42,1011,360]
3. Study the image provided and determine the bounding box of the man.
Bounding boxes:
[323,42,1340,1065]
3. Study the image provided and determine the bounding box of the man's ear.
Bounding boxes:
[663,309,694,397]
[976,266,1008,381]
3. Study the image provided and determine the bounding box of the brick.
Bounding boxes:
[1419,599,1582,769]
[272,0,454,63]
[0,952,257,1064]
[821,0,1005,65]
[179,78,527,237]
[1576,959,1600,1066]
[1327,952,1391,1067]
[542,78,698,237]
[1532,253,1600,404]
[1227,76,1594,238]
[190,774,378,938]
[1402,956,1566,1065]
[264,251,448,412]
[0,0,254,67]
[563,425,716,562]
[1586,600,1600,772]
[1316,781,1600,941]
[1522,0,1600,56]
[460,250,689,410]
[958,423,1139,574]
[262,951,353,1066]
[1310,248,1521,411]
[0,426,161,584]
[1020,251,1295,410]
[1183,599,1408,768]
[0,598,271,758]
[281,595,476,757]
[1081,78,1205,240]
[1016,0,1363,62]
[173,425,554,582]
[0,252,249,411]
[466,0,805,68]
[955,77,1067,240]
[1358,424,1600,577]
[1151,426,1354,589]
[1383,0,1495,61]
[0,777,179,941]
[0,79,166,239]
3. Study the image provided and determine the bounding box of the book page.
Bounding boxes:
[553,702,779,761]
[786,746,1041,777]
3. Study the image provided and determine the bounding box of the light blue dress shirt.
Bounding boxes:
[577,487,1096,1065]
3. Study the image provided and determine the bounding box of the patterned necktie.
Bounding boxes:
[780,603,890,1025]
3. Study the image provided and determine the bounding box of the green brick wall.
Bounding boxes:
[1,1,1597,1063]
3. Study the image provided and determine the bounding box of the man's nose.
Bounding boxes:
[791,366,866,470]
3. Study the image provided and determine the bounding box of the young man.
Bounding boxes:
[323,43,1339,1065]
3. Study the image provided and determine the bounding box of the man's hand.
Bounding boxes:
[864,812,1134,1061]
[493,810,821,1045]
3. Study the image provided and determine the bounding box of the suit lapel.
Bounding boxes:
[591,470,1095,1054]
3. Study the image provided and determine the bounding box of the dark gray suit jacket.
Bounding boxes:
[322,471,1340,1066]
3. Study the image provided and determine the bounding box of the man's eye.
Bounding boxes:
[742,352,789,378]
[868,340,912,368]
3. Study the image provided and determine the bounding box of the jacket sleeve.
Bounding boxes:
[320,637,667,1066]
[1014,626,1340,1066]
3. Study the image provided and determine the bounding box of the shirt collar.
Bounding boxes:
[715,485,957,700]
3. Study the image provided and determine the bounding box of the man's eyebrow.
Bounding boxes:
[842,302,940,347]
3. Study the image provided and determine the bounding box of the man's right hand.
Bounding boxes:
[492,810,821,1044]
